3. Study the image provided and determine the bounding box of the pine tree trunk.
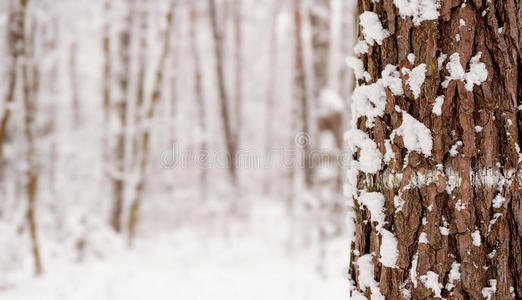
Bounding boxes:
[347,1,521,299]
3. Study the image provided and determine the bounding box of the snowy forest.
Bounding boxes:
[1,0,521,299]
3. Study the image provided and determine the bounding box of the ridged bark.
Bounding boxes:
[348,1,521,299]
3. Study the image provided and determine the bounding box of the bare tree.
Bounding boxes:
[18,0,43,276]
[208,0,238,191]
[0,1,23,159]
[110,2,133,233]
[263,0,282,194]
[348,1,521,299]
[127,1,176,244]
[189,2,208,202]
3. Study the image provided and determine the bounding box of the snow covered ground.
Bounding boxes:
[0,201,349,300]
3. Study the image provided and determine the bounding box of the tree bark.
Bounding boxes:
[348,1,521,299]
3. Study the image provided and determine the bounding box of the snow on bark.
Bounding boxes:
[393,0,440,25]
[379,229,399,268]
[359,11,389,46]
[392,108,433,157]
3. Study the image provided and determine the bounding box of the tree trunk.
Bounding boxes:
[110,3,133,233]
[263,0,282,195]
[293,0,313,187]
[19,0,43,276]
[347,1,521,299]
[0,1,23,160]
[208,0,238,190]
[127,1,176,244]
[189,2,208,202]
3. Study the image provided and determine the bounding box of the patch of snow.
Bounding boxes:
[419,271,443,298]
[392,110,433,157]
[350,81,387,128]
[471,230,481,246]
[455,199,465,211]
[359,11,390,46]
[381,65,404,96]
[356,254,385,300]
[346,56,371,82]
[482,279,497,300]
[442,52,488,91]
[432,96,444,116]
[445,261,461,291]
[401,64,427,99]
[410,253,419,288]
[357,192,386,230]
[492,194,505,208]
[379,229,398,268]
[419,232,428,244]
[345,129,383,174]
[354,40,369,55]
[393,0,441,25]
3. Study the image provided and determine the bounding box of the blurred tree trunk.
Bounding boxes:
[293,0,313,187]
[263,0,282,195]
[348,1,521,299]
[128,1,176,244]
[69,41,81,128]
[208,0,238,192]
[101,0,112,202]
[0,1,23,160]
[233,0,242,150]
[19,0,43,276]
[110,3,133,233]
[189,2,208,202]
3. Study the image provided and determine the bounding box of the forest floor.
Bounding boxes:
[1,199,349,300]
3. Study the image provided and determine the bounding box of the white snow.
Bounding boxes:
[492,194,505,208]
[345,129,383,174]
[393,0,441,25]
[350,81,387,128]
[407,53,416,65]
[356,254,385,300]
[419,232,428,244]
[346,56,371,82]
[482,279,497,300]
[410,252,419,288]
[419,271,443,298]
[471,230,481,246]
[357,192,386,230]
[359,11,390,46]
[354,40,369,55]
[381,65,404,96]
[401,64,427,99]
[379,229,398,268]
[445,261,461,291]
[455,199,465,211]
[432,96,444,116]
[459,19,466,27]
[319,88,344,117]
[392,109,433,157]
[465,52,488,91]
[442,52,488,91]
[475,126,483,133]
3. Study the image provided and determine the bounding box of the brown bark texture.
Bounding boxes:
[348,1,521,299]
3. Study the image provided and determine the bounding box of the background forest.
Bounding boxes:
[0,0,356,299]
